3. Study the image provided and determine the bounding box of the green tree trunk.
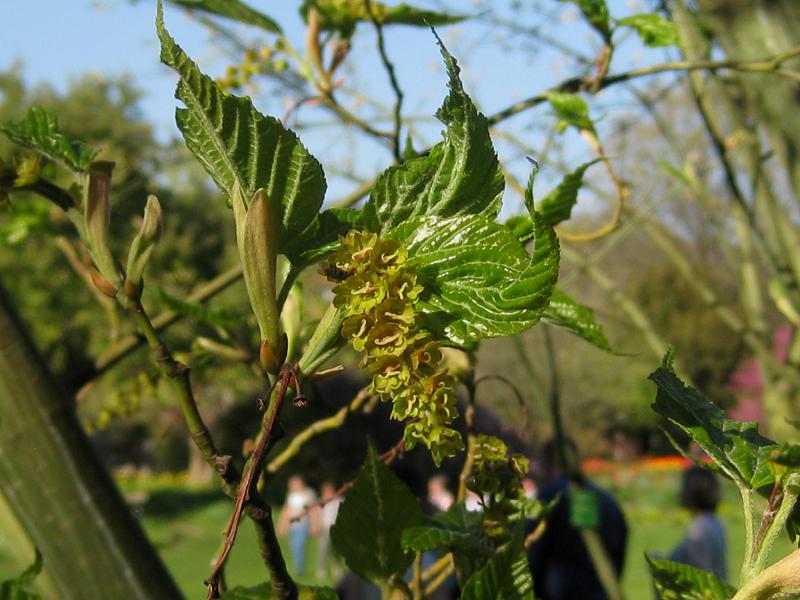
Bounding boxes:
[0,281,182,599]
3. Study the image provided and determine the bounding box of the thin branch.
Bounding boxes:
[487,46,800,126]
[456,376,477,502]
[364,0,404,161]
[87,265,244,382]
[266,387,371,473]
[207,363,300,600]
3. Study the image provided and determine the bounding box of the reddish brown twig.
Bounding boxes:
[206,364,299,599]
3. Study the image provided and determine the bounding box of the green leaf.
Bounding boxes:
[543,289,612,351]
[2,107,98,173]
[362,34,503,234]
[545,91,595,134]
[649,352,776,490]
[460,543,534,600]
[0,549,43,600]
[168,0,281,33]
[538,160,601,227]
[618,14,679,48]
[559,0,611,39]
[157,2,326,255]
[646,556,736,600]
[389,212,559,349]
[288,207,360,266]
[218,583,338,599]
[157,287,240,328]
[402,502,489,553]
[330,445,426,582]
[301,0,465,34]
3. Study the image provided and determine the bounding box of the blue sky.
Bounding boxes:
[2,0,670,208]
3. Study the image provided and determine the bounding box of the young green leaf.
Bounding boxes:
[0,549,43,600]
[330,445,426,582]
[559,0,611,40]
[650,352,776,490]
[545,91,595,134]
[389,212,559,349]
[537,160,601,227]
[362,34,503,233]
[301,0,465,34]
[402,503,489,553]
[617,14,679,48]
[460,543,535,600]
[287,207,361,266]
[156,2,326,255]
[1,107,98,173]
[646,556,736,600]
[543,289,612,352]
[168,0,281,33]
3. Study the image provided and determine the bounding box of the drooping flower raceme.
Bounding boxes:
[323,229,464,464]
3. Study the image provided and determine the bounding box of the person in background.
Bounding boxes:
[317,481,343,579]
[427,474,454,512]
[527,437,628,600]
[277,475,318,576]
[667,466,727,580]
[522,477,537,500]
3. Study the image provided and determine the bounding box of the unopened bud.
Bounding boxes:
[90,269,118,298]
[241,189,281,353]
[125,195,163,292]
[84,161,120,286]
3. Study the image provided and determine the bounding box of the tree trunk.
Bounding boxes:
[0,281,183,599]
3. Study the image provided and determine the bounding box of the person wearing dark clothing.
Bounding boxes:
[667,466,727,580]
[527,438,629,600]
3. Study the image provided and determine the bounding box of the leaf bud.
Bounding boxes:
[84,161,121,287]
[125,194,163,293]
[241,189,281,352]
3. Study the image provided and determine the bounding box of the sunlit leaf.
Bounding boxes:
[649,350,775,490]
[301,0,465,34]
[389,212,559,349]
[618,14,678,48]
[157,2,326,255]
[543,289,612,351]
[2,107,98,173]
[402,502,489,553]
[168,0,281,33]
[545,91,595,134]
[538,160,601,227]
[362,34,503,233]
[647,556,736,600]
[460,543,534,600]
[330,445,425,582]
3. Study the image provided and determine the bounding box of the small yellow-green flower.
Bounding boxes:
[324,229,464,464]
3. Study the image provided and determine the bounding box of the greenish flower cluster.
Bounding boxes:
[468,434,530,536]
[469,434,529,498]
[323,229,464,464]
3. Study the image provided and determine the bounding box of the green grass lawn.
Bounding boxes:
[1,468,795,598]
